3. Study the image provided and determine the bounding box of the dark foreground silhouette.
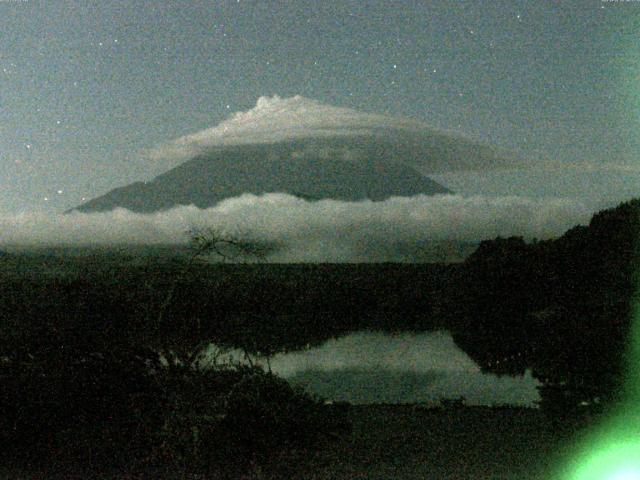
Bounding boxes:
[2,197,639,477]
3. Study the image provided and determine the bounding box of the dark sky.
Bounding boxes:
[1,0,639,213]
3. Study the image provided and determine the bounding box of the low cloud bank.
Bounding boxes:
[204,331,540,406]
[0,193,592,261]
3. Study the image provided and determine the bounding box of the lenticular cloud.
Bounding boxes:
[143,95,515,174]
[145,95,427,162]
[0,194,591,261]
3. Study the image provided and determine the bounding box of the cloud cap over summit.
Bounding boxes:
[145,95,514,174]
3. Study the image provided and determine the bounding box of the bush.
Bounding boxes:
[0,347,351,478]
[148,362,350,478]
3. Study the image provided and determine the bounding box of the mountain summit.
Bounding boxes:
[73,96,511,213]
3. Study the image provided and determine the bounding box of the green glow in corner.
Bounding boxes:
[558,303,640,479]
[565,440,640,480]
[560,265,640,478]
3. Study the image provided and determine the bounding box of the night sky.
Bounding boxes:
[1,0,639,213]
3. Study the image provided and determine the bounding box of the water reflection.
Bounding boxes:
[205,331,540,406]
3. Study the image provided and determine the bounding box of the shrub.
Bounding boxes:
[0,347,350,478]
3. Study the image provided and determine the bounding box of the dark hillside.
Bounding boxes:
[445,198,640,415]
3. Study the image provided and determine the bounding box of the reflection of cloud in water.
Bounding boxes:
[288,369,442,404]
[264,331,540,406]
[287,368,539,406]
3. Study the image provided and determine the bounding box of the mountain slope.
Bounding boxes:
[73,137,451,213]
[72,96,515,213]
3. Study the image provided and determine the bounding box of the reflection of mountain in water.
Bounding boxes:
[261,331,541,406]
[288,369,442,404]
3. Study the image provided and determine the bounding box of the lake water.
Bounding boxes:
[205,330,541,406]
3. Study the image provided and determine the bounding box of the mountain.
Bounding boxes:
[73,138,452,213]
[72,96,512,213]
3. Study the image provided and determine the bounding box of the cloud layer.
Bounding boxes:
[0,193,592,261]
